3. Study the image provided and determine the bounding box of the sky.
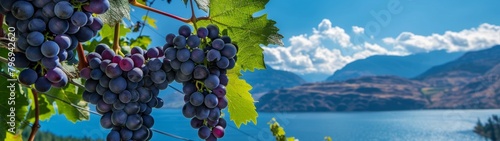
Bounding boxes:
[128,0,500,82]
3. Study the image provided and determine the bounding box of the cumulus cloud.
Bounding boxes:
[262,19,406,75]
[352,26,365,34]
[383,23,500,53]
[263,19,500,76]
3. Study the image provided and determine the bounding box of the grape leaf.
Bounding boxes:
[194,0,210,12]
[130,35,152,49]
[0,72,29,141]
[225,67,258,128]
[44,84,89,123]
[142,15,157,29]
[96,0,131,25]
[196,0,283,71]
[99,24,131,42]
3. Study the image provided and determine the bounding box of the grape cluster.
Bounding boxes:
[81,45,168,141]
[163,24,237,141]
[2,0,109,92]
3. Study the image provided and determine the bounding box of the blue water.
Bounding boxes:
[40,109,499,141]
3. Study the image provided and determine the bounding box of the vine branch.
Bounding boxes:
[76,43,87,71]
[128,0,191,23]
[113,22,124,56]
[189,0,198,30]
[28,89,40,141]
[0,14,5,37]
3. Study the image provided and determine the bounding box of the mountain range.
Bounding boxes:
[256,45,500,112]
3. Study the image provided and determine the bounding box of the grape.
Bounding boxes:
[207,118,219,127]
[41,41,60,58]
[107,130,120,141]
[105,63,122,78]
[11,1,35,20]
[89,18,104,31]
[16,20,29,33]
[54,1,73,19]
[96,85,107,95]
[109,77,127,93]
[85,79,99,92]
[99,75,110,88]
[71,11,88,27]
[221,43,237,58]
[147,58,162,71]
[127,81,138,90]
[41,57,59,70]
[119,57,134,71]
[197,27,208,38]
[217,57,230,69]
[80,68,91,80]
[150,70,166,84]
[170,59,181,70]
[174,35,186,48]
[41,2,55,17]
[113,101,126,110]
[218,97,228,109]
[204,75,220,89]
[111,110,127,127]
[83,0,110,14]
[45,67,65,83]
[193,65,209,80]
[124,102,140,115]
[213,85,226,98]
[34,77,51,92]
[0,0,14,11]
[75,26,94,42]
[103,90,118,104]
[204,94,219,108]
[137,87,152,103]
[131,54,145,67]
[212,39,225,50]
[208,107,221,121]
[90,69,104,81]
[206,134,217,141]
[118,90,132,103]
[100,113,113,129]
[182,82,196,95]
[182,103,196,118]
[212,126,225,138]
[131,46,143,55]
[127,68,143,83]
[207,24,220,39]
[28,18,46,32]
[14,52,31,68]
[27,31,44,46]
[180,60,195,75]
[146,47,159,59]
[48,17,69,34]
[207,49,221,62]
[227,58,236,69]
[190,92,204,106]
[176,48,191,62]
[187,35,200,48]
[18,69,38,85]
[142,115,154,128]
[132,127,149,141]
[54,34,71,50]
[162,58,173,72]
[156,98,164,108]
[190,48,205,63]
[191,118,204,129]
[88,57,102,69]
[221,36,232,43]
[164,47,177,60]
[198,126,211,139]
[126,114,143,131]
[17,36,29,51]
[120,128,133,140]
[111,55,122,64]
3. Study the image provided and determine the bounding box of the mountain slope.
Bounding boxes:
[242,65,306,94]
[326,50,464,81]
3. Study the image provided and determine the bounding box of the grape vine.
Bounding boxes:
[0,0,283,140]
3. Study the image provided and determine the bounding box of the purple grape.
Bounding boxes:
[26,31,44,46]
[176,48,190,62]
[164,47,177,60]
[109,77,127,93]
[190,118,204,129]
[198,126,211,139]
[130,54,145,67]
[204,75,220,89]
[101,48,115,60]
[190,92,204,106]
[131,46,143,55]
[54,1,74,19]
[207,49,221,62]
[204,94,219,108]
[182,103,196,118]
[48,17,69,34]
[213,85,226,98]
[41,41,60,58]
[11,1,35,20]
[119,57,134,71]
[218,97,228,109]
[173,35,186,48]
[146,47,159,58]
[41,57,60,70]
[166,33,176,44]
[150,70,166,84]
[127,68,143,83]
[207,24,220,39]
[119,90,132,103]
[212,126,225,138]
[54,34,71,50]
[71,11,88,27]
[212,39,225,50]
[112,55,122,64]
[80,68,91,79]
[34,77,51,92]
[187,35,200,48]
[219,74,228,86]
[190,48,205,63]
[28,18,46,32]
[197,27,208,38]
[75,26,94,42]
[18,69,38,85]
[216,56,229,69]
[105,63,122,78]
[83,0,110,14]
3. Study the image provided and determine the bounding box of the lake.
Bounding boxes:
[39,108,499,141]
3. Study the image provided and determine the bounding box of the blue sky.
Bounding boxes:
[128,0,500,81]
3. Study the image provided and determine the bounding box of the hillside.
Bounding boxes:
[326,50,464,81]
[257,45,500,112]
[242,65,306,94]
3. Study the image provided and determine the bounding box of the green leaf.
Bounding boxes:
[130,35,152,49]
[196,0,283,71]
[225,68,258,128]
[142,15,157,29]
[99,24,131,42]
[0,71,29,141]
[25,89,56,122]
[96,0,131,25]
[137,0,147,5]
[44,84,89,123]
[183,0,189,5]
[287,137,296,141]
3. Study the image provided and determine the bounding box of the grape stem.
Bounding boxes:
[189,0,198,30]
[76,43,88,71]
[112,23,124,56]
[28,89,40,141]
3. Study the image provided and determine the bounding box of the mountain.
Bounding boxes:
[257,45,500,112]
[242,65,306,95]
[256,76,429,112]
[326,50,464,81]
[416,45,500,86]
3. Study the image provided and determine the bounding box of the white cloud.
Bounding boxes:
[263,19,405,75]
[352,26,365,34]
[263,20,500,76]
[383,23,500,53]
